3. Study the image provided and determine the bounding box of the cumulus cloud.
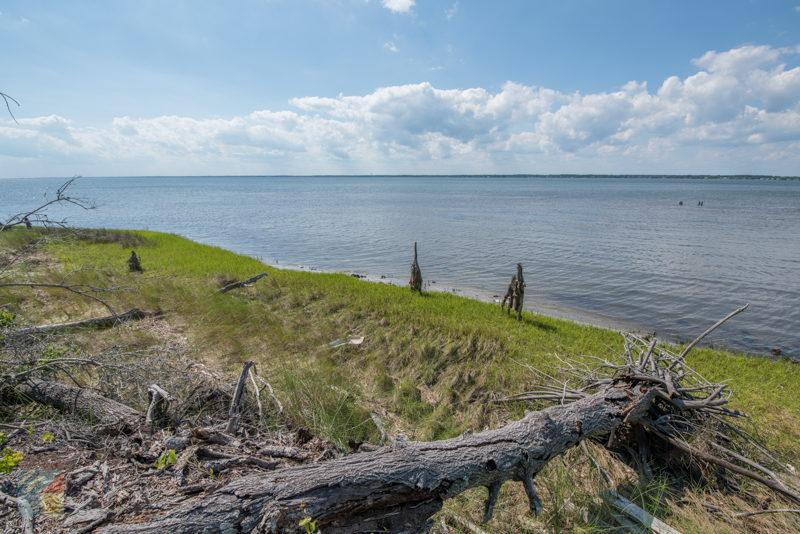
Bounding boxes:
[381,0,415,14]
[2,44,800,176]
[383,41,398,52]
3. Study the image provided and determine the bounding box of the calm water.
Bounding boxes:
[2,175,799,357]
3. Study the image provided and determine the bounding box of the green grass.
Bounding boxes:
[3,227,799,533]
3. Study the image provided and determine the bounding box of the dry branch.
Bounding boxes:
[218,273,269,293]
[2,308,159,340]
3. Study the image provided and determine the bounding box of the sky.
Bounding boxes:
[1,0,800,177]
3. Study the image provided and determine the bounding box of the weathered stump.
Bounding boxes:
[501,263,525,320]
[127,250,143,272]
[410,242,423,293]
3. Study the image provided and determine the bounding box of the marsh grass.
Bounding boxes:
[2,228,799,533]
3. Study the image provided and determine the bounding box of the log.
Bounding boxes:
[14,378,140,429]
[97,381,654,534]
[2,308,159,339]
[218,273,269,293]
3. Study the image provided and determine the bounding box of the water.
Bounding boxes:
[2,175,799,357]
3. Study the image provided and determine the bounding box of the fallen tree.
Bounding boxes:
[97,380,655,533]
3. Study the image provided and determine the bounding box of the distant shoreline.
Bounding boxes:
[3,174,800,181]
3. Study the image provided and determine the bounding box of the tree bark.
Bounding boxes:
[97,381,654,534]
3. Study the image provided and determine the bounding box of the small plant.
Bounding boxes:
[0,310,16,328]
[41,432,54,443]
[0,432,23,474]
[299,516,318,534]
[153,449,178,469]
[41,345,67,361]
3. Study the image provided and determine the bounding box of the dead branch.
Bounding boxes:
[1,177,94,232]
[226,361,255,434]
[0,91,20,124]
[503,307,800,510]
[2,308,159,340]
[218,273,269,293]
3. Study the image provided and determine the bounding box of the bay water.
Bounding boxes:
[2,175,798,357]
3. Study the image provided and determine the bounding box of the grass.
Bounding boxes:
[2,227,799,533]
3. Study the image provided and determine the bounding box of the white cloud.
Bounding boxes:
[2,44,800,176]
[383,41,398,52]
[381,0,414,14]
[445,2,459,20]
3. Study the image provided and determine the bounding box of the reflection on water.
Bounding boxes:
[3,175,799,356]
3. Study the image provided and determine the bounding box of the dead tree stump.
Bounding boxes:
[127,250,143,272]
[501,263,525,320]
[409,242,423,293]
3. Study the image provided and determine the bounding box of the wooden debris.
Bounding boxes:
[217,273,269,293]
[13,378,140,429]
[96,382,656,533]
[226,361,255,434]
[409,241,423,292]
[145,384,174,427]
[501,263,525,320]
[3,309,160,340]
[127,250,143,272]
[0,490,34,534]
[602,489,683,534]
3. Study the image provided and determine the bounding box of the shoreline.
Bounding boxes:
[256,256,778,359]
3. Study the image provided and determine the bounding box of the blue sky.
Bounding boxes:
[2,0,800,177]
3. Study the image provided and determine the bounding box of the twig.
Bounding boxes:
[733,508,800,517]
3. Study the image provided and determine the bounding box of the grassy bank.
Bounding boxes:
[2,228,799,533]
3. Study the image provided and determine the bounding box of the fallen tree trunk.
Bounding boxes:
[14,378,141,429]
[2,308,159,339]
[98,381,654,534]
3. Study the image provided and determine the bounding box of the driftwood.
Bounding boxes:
[501,263,525,320]
[13,378,140,429]
[409,242,422,293]
[218,273,269,293]
[96,381,654,533]
[2,308,159,339]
